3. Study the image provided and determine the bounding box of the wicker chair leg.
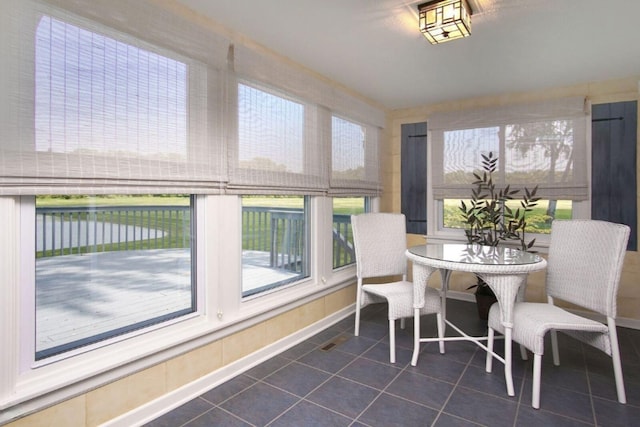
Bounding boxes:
[504,327,515,396]
[532,353,542,409]
[354,287,362,337]
[389,318,396,364]
[609,318,627,404]
[550,329,560,365]
[519,344,528,361]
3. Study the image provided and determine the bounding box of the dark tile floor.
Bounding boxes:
[146,299,640,426]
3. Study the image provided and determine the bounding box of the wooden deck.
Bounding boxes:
[36,249,299,354]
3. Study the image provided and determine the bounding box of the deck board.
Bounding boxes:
[36,249,299,354]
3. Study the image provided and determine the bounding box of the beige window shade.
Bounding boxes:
[226,80,329,194]
[1,0,384,196]
[330,116,381,196]
[1,0,228,195]
[227,44,383,195]
[429,97,589,200]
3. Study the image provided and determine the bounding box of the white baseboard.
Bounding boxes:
[104,305,355,427]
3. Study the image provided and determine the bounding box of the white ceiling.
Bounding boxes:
[175,0,640,110]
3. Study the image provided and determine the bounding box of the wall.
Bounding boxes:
[384,76,640,325]
[5,285,356,426]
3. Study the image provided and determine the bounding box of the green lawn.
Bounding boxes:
[36,194,190,207]
[444,199,572,234]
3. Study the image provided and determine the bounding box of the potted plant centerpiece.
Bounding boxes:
[459,152,540,319]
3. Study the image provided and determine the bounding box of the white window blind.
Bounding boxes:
[330,116,381,195]
[429,97,588,200]
[227,81,327,194]
[1,0,228,195]
[226,45,384,195]
[0,0,384,196]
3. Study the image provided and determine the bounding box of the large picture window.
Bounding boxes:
[30,15,199,360]
[429,98,588,238]
[35,194,194,360]
[1,0,384,416]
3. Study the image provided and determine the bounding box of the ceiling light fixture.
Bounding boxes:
[418,0,472,45]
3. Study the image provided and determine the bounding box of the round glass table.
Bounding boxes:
[406,243,547,397]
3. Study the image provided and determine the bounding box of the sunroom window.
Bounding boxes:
[27,14,205,360]
[35,194,194,360]
[332,197,367,269]
[442,199,573,234]
[429,98,588,239]
[330,115,377,268]
[242,195,309,297]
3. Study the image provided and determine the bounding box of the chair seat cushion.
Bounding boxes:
[488,302,609,355]
[363,281,440,320]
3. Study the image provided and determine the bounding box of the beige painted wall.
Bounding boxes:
[6,285,356,427]
[384,76,640,322]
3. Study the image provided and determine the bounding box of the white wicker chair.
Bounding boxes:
[351,213,443,363]
[485,219,630,409]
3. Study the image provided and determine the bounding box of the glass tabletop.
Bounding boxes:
[408,243,543,266]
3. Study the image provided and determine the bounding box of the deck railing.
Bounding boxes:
[36,205,191,257]
[37,206,355,269]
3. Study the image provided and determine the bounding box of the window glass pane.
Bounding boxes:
[35,194,194,360]
[505,120,575,184]
[442,198,573,234]
[242,196,308,297]
[332,116,365,180]
[36,16,188,158]
[238,83,304,173]
[443,127,499,185]
[332,197,366,269]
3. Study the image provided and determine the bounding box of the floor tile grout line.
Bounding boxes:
[511,353,530,427]
[429,344,483,427]
[584,341,600,427]
[350,355,412,426]
[199,377,255,407]
[263,343,378,426]
[149,302,640,426]
[212,404,258,427]
[175,404,219,427]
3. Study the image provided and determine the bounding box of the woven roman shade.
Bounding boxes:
[1,0,384,197]
[429,97,589,200]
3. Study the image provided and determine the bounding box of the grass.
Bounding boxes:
[444,199,573,234]
[36,194,190,207]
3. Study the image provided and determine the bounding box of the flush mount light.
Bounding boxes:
[418,0,472,44]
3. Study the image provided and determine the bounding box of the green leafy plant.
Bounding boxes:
[459,151,540,297]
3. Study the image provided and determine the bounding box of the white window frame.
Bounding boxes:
[1,192,366,416]
[240,195,311,300]
[0,195,208,411]
[24,195,202,367]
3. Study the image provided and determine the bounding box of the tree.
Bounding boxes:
[506,120,573,220]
